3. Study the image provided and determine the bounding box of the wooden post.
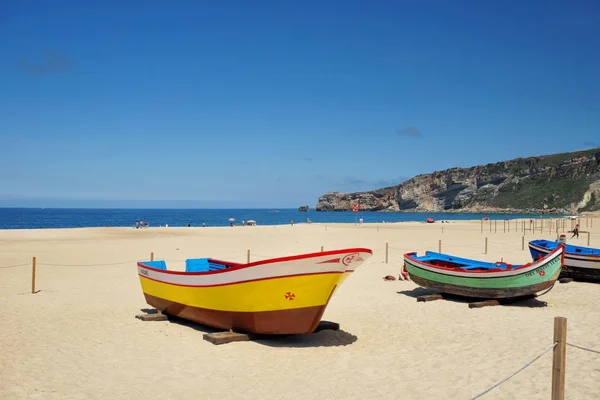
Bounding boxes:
[385,242,389,264]
[321,245,324,252]
[489,220,492,233]
[31,256,36,294]
[508,220,510,232]
[515,219,517,231]
[552,316,567,400]
[438,239,441,253]
[495,220,497,233]
[522,236,525,251]
[150,252,154,261]
[588,232,591,246]
[247,249,250,264]
[485,237,488,254]
[503,220,506,233]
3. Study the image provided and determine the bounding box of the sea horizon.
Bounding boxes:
[0,207,566,230]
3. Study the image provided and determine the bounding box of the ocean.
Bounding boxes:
[0,208,552,229]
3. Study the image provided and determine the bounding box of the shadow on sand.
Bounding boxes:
[396,288,549,308]
[142,310,358,348]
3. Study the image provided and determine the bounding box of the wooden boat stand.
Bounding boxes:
[134,309,340,345]
[416,293,541,309]
[135,308,168,321]
[203,320,341,345]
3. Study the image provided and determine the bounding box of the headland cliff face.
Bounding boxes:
[315,149,600,213]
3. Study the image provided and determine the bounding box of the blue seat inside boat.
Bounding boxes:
[143,260,167,270]
[185,258,229,272]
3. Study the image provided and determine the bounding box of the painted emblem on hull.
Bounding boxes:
[539,270,546,277]
[284,292,295,300]
[342,253,360,266]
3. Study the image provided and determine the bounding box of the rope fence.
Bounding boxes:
[1,229,596,292]
[471,342,558,399]
[470,316,600,399]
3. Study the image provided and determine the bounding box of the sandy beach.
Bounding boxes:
[1,218,599,400]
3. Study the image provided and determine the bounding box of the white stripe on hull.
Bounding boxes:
[138,250,372,287]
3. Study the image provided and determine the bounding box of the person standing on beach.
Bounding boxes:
[571,224,580,238]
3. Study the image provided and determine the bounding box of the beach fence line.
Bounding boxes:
[470,316,600,399]
[2,229,597,292]
[477,217,596,236]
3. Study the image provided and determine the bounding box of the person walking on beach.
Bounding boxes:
[571,224,580,238]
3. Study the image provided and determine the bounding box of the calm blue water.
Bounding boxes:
[0,208,554,229]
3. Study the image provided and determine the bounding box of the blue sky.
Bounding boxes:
[1,0,599,208]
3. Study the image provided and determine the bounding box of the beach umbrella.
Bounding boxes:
[247,220,256,225]
[228,218,235,222]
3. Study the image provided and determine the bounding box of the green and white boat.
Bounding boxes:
[402,245,564,299]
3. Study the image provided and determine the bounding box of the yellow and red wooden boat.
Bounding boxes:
[137,248,372,334]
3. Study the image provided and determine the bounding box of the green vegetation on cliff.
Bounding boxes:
[315,148,600,213]
[489,175,593,210]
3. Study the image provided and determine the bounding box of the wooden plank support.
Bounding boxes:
[558,278,573,284]
[468,299,500,308]
[203,331,251,345]
[135,313,168,321]
[203,320,340,345]
[417,294,444,302]
[315,320,340,332]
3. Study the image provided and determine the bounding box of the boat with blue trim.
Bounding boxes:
[137,248,372,335]
[403,245,564,299]
[529,239,600,281]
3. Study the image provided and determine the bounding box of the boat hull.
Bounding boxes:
[144,292,332,335]
[529,240,600,281]
[137,248,372,334]
[403,246,564,299]
[408,275,555,299]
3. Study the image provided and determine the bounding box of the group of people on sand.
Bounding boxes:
[135,220,149,229]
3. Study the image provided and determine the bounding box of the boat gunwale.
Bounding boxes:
[137,247,373,276]
[403,245,564,276]
[138,269,350,288]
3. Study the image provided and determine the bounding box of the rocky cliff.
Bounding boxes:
[315,149,600,213]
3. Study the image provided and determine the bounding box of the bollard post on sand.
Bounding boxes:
[485,237,488,254]
[438,239,442,253]
[31,256,36,294]
[385,242,389,264]
[247,249,250,264]
[551,316,567,400]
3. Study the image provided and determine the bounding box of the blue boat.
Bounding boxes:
[529,239,600,281]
